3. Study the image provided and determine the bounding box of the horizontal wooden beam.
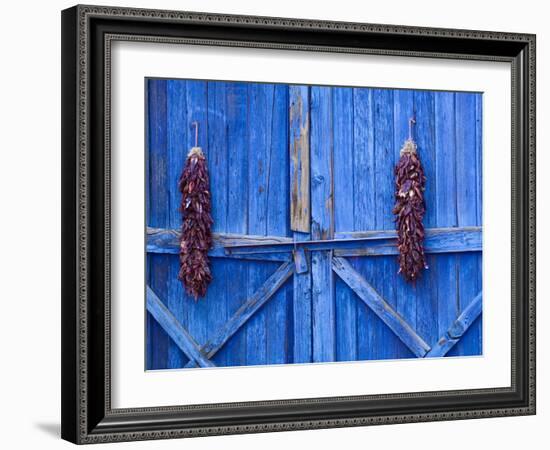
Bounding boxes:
[226,227,481,257]
[146,227,291,261]
[426,292,483,357]
[147,226,481,258]
[335,227,481,256]
[146,286,215,368]
[185,261,295,368]
[332,256,431,358]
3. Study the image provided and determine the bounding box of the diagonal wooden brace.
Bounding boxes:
[425,292,482,357]
[146,286,215,368]
[332,256,431,358]
[184,261,295,368]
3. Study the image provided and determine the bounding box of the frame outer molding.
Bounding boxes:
[61,4,536,444]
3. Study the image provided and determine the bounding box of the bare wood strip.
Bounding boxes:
[289,85,311,232]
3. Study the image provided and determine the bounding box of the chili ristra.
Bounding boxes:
[392,119,428,282]
[177,142,213,300]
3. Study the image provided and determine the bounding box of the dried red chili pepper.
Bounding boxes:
[393,121,428,282]
[177,144,213,300]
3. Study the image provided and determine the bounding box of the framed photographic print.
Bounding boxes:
[61,4,536,444]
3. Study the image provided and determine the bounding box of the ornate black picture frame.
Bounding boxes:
[61,4,536,444]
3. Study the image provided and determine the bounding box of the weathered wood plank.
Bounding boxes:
[333,86,357,362]
[290,85,311,232]
[146,227,291,261]
[290,85,313,363]
[476,94,483,225]
[185,262,295,368]
[352,87,376,361]
[148,226,482,256]
[414,90,439,350]
[334,227,480,241]
[147,227,292,248]
[292,233,312,363]
[293,247,309,274]
[246,83,273,366]
[221,260,248,366]
[373,88,399,359]
[146,286,215,368]
[456,93,478,229]
[221,81,250,368]
[145,79,152,370]
[393,89,416,359]
[206,81,229,366]
[145,79,153,370]
[475,93,483,355]
[426,292,482,357]
[454,92,483,357]
[448,293,482,338]
[434,91,459,355]
[185,80,210,360]
[166,79,188,368]
[224,227,482,256]
[310,86,336,362]
[146,79,170,370]
[265,84,291,365]
[332,257,431,358]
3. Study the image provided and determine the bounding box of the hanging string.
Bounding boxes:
[408,115,416,141]
[187,121,203,158]
[192,121,199,147]
[401,114,418,156]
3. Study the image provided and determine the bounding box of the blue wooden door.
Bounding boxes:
[146,79,482,370]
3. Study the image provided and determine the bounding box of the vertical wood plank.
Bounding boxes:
[290,84,311,232]
[393,89,417,359]
[165,79,188,368]
[310,86,336,362]
[146,79,153,370]
[145,104,155,370]
[332,87,357,362]
[475,93,483,356]
[219,81,249,367]
[413,90,439,349]
[456,93,478,225]
[476,94,483,226]
[372,88,401,359]
[454,92,482,356]
[433,91,459,357]
[353,87,376,361]
[265,84,291,365]
[207,81,229,234]
[289,85,312,363]
[246,83,274,366]
[206,81,229,366]
[146,79,169,369]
